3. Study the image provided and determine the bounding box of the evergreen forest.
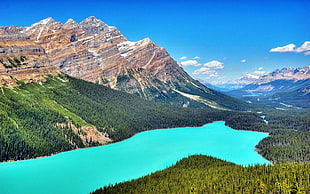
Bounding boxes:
[0,74,257,162]
[0,74,309,164]
[93,155,310,194]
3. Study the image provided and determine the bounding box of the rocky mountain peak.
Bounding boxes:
[65,18,77,24]
[64,18,77,26]
[258,66,310,83]
[79,16,109,34]
[32,17,56,26]
[81,16,102,23]
[0,16,250,110]
[63,18,78,29]
[117,37,153,58]
[22,17,63,42]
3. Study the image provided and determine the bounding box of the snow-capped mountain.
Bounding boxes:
[222,66,310,109]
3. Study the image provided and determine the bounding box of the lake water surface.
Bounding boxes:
[0,121,269,194]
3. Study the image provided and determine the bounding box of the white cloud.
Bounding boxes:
[223,57,228,60]
[258,67,264,70]
[203,60,224,69]
[179,60,201,67]
[209,80,226,85]
[180,56,187,60]
[193,67,212,75]
[240,59,247,63]
[269,41,310,54]
[304,51,310,56]
[193,68,219,78]
[193,56,201,59]
[193,60,224,77]
[295,41,310,53]
[207,71,219,77]
[270,43,296,53]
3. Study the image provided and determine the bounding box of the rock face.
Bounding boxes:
[0,28,60,86]
[0,17,249,110]
[21,17,193,99]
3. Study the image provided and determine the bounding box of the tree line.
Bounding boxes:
[92,155,310,194]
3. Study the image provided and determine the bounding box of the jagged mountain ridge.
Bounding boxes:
[222,66,310,109]
[213,66,310,91]
[233,66,309,86]
[255,66,310,84]
[0,16,251,110]
[225,66,310,95]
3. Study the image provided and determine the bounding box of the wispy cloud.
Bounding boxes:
[270,43,296,52]
[304,51,310,56]
[179,60,201,67]
[193,56,201,59]
[209,80,226,85]
[193,60,224,78]
[203,60,224,69]
[180,56,187,60]
[193,67,217,75]
[258,67,264,70]
[205,71,219,79]
[270,41,310,55]
[240,59,247,63]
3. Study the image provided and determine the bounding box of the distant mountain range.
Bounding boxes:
[209,66,309,91]
[210,66,310,109]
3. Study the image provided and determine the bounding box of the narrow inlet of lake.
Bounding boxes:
[0,121,269,194]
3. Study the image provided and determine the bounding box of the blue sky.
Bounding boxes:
[1,0,309,84]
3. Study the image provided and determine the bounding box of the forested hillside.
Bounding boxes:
[93,155,310,194]
[0,74,309,163]
[0,74,249,162]
[225,110,310,163]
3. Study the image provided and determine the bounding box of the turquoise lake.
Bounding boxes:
[0,121,269,194]
[242,93,261,97]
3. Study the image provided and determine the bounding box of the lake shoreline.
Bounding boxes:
[0,121,270,194]
[1,120,270,164]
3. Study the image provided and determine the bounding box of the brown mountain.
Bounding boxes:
[0,17,251,110]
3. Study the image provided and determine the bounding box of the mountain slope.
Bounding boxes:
[0,17,252,110]
[240,79,310,95]
[267,85,310,109]
[1,74,248,162]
